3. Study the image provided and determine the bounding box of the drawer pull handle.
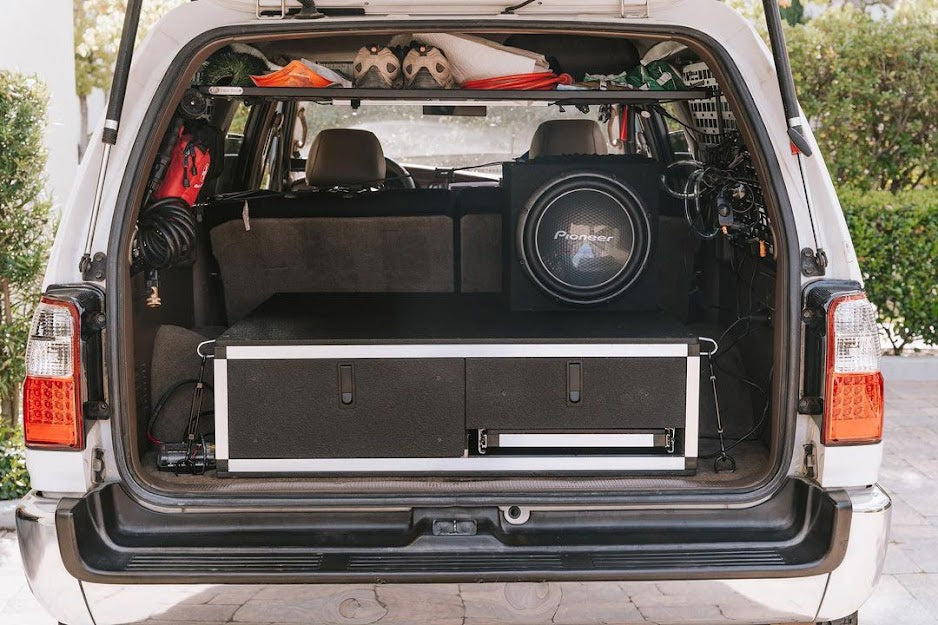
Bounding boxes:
[339,364,354,405]
[567,361,582,403]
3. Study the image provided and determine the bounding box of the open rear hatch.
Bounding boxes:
[97,3,807,499]
[57,478,849,582]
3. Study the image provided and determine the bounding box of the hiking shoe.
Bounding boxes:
[353,45,402,88]
[403,45,455,89]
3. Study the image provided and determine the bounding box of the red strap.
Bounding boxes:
[462,72,573,90]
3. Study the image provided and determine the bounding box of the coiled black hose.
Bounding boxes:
[135,197,197,270]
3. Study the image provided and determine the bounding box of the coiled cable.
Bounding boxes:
[135,197,197,270]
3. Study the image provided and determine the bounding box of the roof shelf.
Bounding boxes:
[200,85,713,104]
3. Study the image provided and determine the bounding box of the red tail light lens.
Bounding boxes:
[823,293,884,445]
[23,296,84,449]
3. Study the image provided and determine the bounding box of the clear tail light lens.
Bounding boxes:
[823,293,884,445]
[23,296,84,449]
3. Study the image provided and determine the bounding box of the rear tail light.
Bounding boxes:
[823,293,884,445]
[23,296,84,449]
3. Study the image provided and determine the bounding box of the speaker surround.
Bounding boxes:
[518,172,652,305]
[505,156,662,311]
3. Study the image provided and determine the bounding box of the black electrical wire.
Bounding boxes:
[501,0,538,13]
[146,378,214,444]
[136,197,198,270]
[650,104,710,137]
[699,366,774,459]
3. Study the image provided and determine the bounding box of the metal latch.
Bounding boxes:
[80,252,107,282]
[664,427,676,454]
[92,448,107,484]
[477,430,488,455]
[802,443,817,479]
[801,247,828,277]
[620,0,648,18]
[256,0,287,19]
[432,519,477,536]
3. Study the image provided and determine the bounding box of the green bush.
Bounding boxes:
[840,187,938,354]
[787,7,938,192]
[0,70,53,426]
[0,427,29,500]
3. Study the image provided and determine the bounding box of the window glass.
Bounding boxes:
[302,103,649,174]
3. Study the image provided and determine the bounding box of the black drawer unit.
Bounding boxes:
[213,294,700,475]
[223,358,465,460]
[467,357,688,431]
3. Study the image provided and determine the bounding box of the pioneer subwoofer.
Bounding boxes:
[505,156,661,311]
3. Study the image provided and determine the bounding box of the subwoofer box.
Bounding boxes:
[504,156,662,311]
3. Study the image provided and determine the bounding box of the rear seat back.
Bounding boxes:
[455,186,504,293]
[208,189,458,321]
[207,184,696,323]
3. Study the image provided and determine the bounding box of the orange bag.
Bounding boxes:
[251,61,338,88]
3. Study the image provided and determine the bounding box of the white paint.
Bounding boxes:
[816,485,892,620]
[817,441,885,489]
[24,448,89,494]
[0,0,79,213]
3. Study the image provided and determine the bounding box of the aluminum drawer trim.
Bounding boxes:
[222,343,690,360]
[685,356,700,460]
[224,456,687,473]
[493,433,657,448]
[214,358,229,461]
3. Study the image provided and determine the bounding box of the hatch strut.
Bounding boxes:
[761,0,811,157]
[761,0,826,276]
[79,0,144,280]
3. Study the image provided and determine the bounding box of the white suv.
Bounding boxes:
[17,1,889,624]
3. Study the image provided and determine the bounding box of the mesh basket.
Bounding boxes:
[682,62,737,146]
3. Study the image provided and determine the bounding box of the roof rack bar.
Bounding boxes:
[256,0,287,19]
[201,85,712,104]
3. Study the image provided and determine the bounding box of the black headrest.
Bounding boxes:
[529,119,608,159]
[306,128,387,187]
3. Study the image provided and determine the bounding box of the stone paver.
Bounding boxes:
[0,367,936,624]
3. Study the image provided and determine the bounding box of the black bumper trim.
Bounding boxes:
[57,479,850,584]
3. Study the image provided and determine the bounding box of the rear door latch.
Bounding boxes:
[802,443,817,479]
[432,519,477,536]
[801,247,828,277]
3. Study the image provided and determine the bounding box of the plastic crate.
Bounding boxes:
[681,62,737,146]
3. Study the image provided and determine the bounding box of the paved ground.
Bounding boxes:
[1,363,937,625]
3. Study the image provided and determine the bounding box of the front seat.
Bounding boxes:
[529,119,608,158]
[306,128,387,188]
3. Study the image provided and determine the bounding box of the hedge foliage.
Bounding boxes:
[0,71,54,427]
[787,7,938,192]
[0,426,29,500]
[839,187,938,354]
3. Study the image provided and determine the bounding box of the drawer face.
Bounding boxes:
[466,357,687,431]
[225,358,465,459]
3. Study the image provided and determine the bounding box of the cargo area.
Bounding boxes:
[119,28,784,497]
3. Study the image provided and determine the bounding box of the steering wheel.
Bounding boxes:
[384,157,416,189]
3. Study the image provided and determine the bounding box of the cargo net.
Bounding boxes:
[682,62,738,147]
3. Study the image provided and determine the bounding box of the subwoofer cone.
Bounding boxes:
[518,171,652,305]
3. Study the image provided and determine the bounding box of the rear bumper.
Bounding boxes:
[18,481,889,625]
[56,478,848,584]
